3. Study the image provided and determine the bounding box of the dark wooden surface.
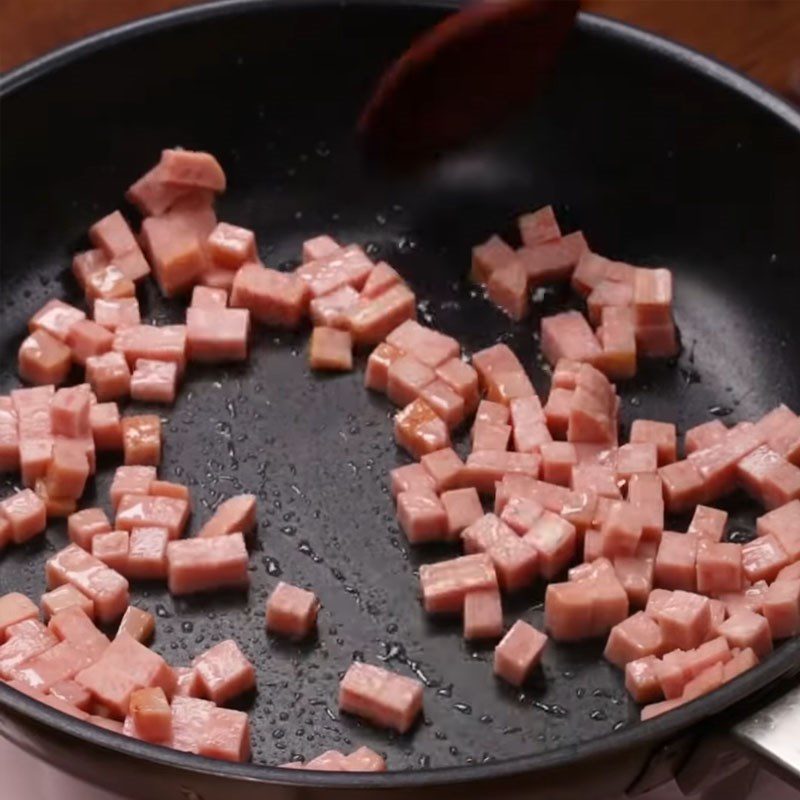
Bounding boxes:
[2,0,799,101]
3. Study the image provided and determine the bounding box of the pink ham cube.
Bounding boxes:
[463,589,503,640]
[471,235,518,284]
[45,439,90,499]
[230,263,309,328]
[571,251,616,296]
[510,395,551,453]
[544,581,594,641]
[567,390,616,446]
[129,687,172,743]
[394,399,450,459]
[634,268,672,325]
[440,488,483,536]
[310,285,360,329]
[49,678,93,712]
[92,530,130,572]
[435,357,480,413]
[200,267,235,292]
[653,590,710,651]
[149,480,189,502]
[540,442,578,486]
[614,556,654,608]
[167,533,249,595]
[93,297,141,331]
[397,491,448,544]
[654,531,697,591]
[757,500,800,561]
[89,209,142,260]
[601,502,643,557]
[0,489,47,544]
[696,541,743,594]
[199,706,251,763]
[84,265,135,301]
[266,582,320,640]
[196,494,256,538]
[72,249,109,291]
[121,415,161,466]
[682,661,725,702]
[67,320,114,366]
[207,223,255,270]
[472,420,512,452]
[544,386,573,438]
[472,346,535,406]
[688,505,727,542]
[158,149,226,191]
[604,611,665,668]
[126,527,169,580]
[419,554,498,614]
[476,399,509,426]
[364,342,403,393]
[387,355,436,407]
[361,261,401,299]
[113,324,187,371]
[18,330,72,386]
[625,655,662,703]
[518,205,561,246]
[347,284,417,346]
[487,261,529,320]
[616,443,658,480]
[523,511,577,579]
[717,611,772,659]
[29,299,86,342]
[12,638,95,693]
[338,661,423,734]
[109,465,156,508]
[540,311,601,367]
[116,494,189,539]
[420,448,463,492]
[186,308,250,363]
[117,606,155,644]
[0,622,58,680]
[307,326,353,371]
[344,746,387,773]
[630,420,677,466]
[390,463,436,497]
[86,351,131,402]
[500,496,544,535]
[0,397,19,473]
[190,285,228,309]
[718,582,768,618]
[572,463,621,500]
[518,231,588,286]
[587,280,633,325]
[47,606,108,662]
[302,235,341,263]
[41,584,94,621]
[0,594,39,642]
[722,648,759,683]
[494,620,547,685]
[173,666,201,698]
[192,639,255,704]
[419,380,465,428]
[130,359,179,404]
[140,216,205,297]
[741,534,789,583]
[658,460,705,513]
[685,420,728,455]
[389,319,460,367]
[762,579,800,639]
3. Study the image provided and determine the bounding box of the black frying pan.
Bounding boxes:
[1,2,800,798]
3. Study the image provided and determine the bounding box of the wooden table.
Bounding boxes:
[2,0,799,100]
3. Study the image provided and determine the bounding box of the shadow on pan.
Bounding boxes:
[1,1,799,798]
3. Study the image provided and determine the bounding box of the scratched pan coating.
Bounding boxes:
[1,2,799,798]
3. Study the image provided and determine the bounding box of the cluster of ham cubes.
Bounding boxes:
[472,205,678,379]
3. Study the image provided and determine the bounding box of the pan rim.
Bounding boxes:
[1,0,799,791]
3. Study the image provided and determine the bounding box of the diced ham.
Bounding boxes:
[0,621,58,680]
[440,488,483,536]
[192,639,255,704]
[47,606,109,662]
[93,297,141,331]
[572,463,621,500]
[472,420,512,452]
[117,606,155,644]
[500,496,544,535]
[471,235,518,284]
[462,451,541,495]
[722,648,759,683]
[471,344,535,405]
[49,678,93,712]
[196,494,256,538]
[167,533,249,595]
[419,380,466,428]
[685,420,728,455]
[510,395,551,453]
[126,527,169,580]
[172,666,201,698]
[633,268,672,325]
[18,330,72,386]
[84,265,136,301]
[92,530,130,573]
[696,541,743,594]
[347,284,417,346]
[149,480,189,502]
[601,502,643,558]
[463,588,503,640]
[66,320,114,366]
[494,620,548,685]
[386,320,460,369]
[567,390,617,445]
[571,252,613,296]
[128,687,172,743]
[658,460,705,513]
[487,260,529,320]
[540,311,602,367]
[776,562,800,583]
[652,590,710,651]
[544,386,573,438]
[116,494,189,539]
[604,611,664,668]
[344,746,387,773]
[616,443,658,480]
[716,611,772,659]
[419,553,498,614]
[30,300,86,342]
[110,465,157,508]
[636,320,679,358]
[338,661,423,733]
[310,286,360,329]
[435,358,479,413]
[159,149,226,192]
[629,420,677,466]
[682,661,725,702]
[762,579,800,639]
[545,575,628,640]
[266,582,320,640]
[587,279,634,325]
[523,511,577,579]
[206,223,255,270]
[41,584,94,621]
[386,354,435,406]
[19,439,54,489]
[517,231,589,286]
[419,448,463,492]
[190,285,228,309]
[85,351,131,401]
[302,235,341,263]
[539,442,577,486]
[0,594,39,643]
[185,306,251,363]
[130,359,179,404]
[0,398,19,473]
[390,463,436,498]
[72,249,109,291]
[364,342,403,393]
[121,415,162,466]
[718,582,769,618]
[34,479,78,519]
[476,400,510,426]
[230,263,309,327]
[362,261,402,299]
[654,531,698,591]
[12,639,95,693]
[688,505,727,542]
[0,489,47,544]
[50,386,91,439]
[394,399,450,459]
[595,305,637,380]
[625,656,662,703]
[202,265,237,289]
[88,210,140,259]
[397,490,448,544]
[757,500,800,561]
[741,534,789,583]
[518,206,561,247]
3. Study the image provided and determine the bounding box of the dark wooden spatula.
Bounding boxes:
[359,0,579,166]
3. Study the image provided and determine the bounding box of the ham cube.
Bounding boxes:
[93,298,141,331]
[192,639,255,704]
[302,235,340,263]
[718,582,768,618]
[571,251,613,296]
[630,420,677,466]
[362,261,402,299]
[89,210,139,258]
[30,299,86,342]
[394,399,450,459]
[636,320,679,358]
[685,420,728,455]
[116,494,189,539]
[18,330,72,386]
[634,268,673,325]
[540,311,601,367]
[47,606,109,661]
[476,399,509,426]
[518,205,561,247]
[310,285,360,329]
[169,695,215,753]
[347,284,417,346]
[200,707,251,763]
[196,494,256,538]
[510,395,551,453]
[613,554,654,608]
[364,342,403,393]
[540,442,578,486]
[122,415,162,466]
[659,460,705,513]
[419,380,466,428]
[776,562,800,583]
[109,466,157,508]
[140,216,205,296]
[19,439,54,489]
[397,491,448,544]
[49,679,93,712]
[92,530,130,572]
[471,344,536,405]
[722,648,759,682]
[523,511,577,579]
[653,590,711,651]
[344,746,387,773]
[186,307,251,363]
[440,488,483,536]
[517,231,589,286]
[463,589,503,640]
[230,263,309,328]
[12,639,95,693]
[387,354,435,406]
[339,662,423,733]
[436,357,479,413]
[544,386,573,438]
[654,531,698,591]
[0,594,39,642]
[500,496,544,535]
[129,359,179,404]
[616,443,658,480]
[717,611,772,659]
[173,666,201,698]
[0,397,19,473]
[741,534,789,583]
[34,479,78,519]
[604,611,665,668]
[587,280,634,326]
[386,320,460,369]
[113,325,187,371]
[688,505,727,542]
[487,260,529,320]
[86,351,131,401]
[390,463,436,498]
[126,527,169,579]
[420,448,463,492]
[84,265,136,301]
[148,480,189,502]
[471,235,518,284]
[567,389,616,445]
[762,579,800,639]
[167,533,249,595]
[190,285,228,309]
[207,223,255,270]
[682,661,725,702]
[544,581,594,641]
[159,149,226,191]
[51,386,91,435]
[266,582,320,640]
[757,501,800,561]
[117,606,155,644]
[67,320,114,366]
[296,257,351,298]
[41,584,94,621]
[689,425,765,502]
[625,655,662,703]
[300,750,348,771]
[129,687,172,743]
[0,489,47,544]
[72,249,109,291]
[572,463,622,500]
[472,420,512,452]
[494,620,547,685]
[696,542,743,594]
[462,451,541,494]
[0,622,58,680]
[419,553,498,614]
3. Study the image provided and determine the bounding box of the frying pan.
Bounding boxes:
[1,1,799,798]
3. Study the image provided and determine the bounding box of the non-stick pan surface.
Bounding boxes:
[1,1,799,797]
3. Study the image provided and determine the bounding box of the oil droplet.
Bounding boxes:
[155,604,171,618]
[709,405,733,418]
[181,621,194,633]
[453,702,472,715]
